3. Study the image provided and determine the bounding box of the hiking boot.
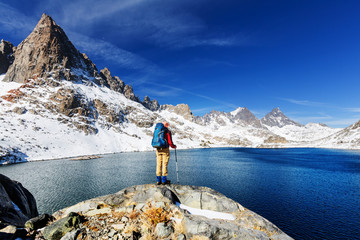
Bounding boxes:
[162,180,171,185]
[156,176,161,185]
[161,176,170,185]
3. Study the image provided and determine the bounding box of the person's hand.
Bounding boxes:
[174,145,177,149]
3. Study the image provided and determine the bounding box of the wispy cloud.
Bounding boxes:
[0,2,36,39]
[41,0,147,26]
[345,108,360,113]
[40,0,244,49]
[68,32,162,74]
[279,98,324,107]
[136,80,238,110]
[137,85,182,98]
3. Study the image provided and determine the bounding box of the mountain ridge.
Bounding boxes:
[0,14,359,164]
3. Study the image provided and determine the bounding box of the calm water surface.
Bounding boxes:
[1,148,360,240]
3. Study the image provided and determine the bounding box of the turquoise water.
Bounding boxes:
[1,148,360,239]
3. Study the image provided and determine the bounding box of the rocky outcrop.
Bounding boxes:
[264,135,288,144]
[0,174,38,227]
[40,184,293,240]
[160,104,195,121]
[50,88,82,117]
[123,84,140,102]
[99,68,125,93]
[142,95,160,111]
[261,108,302,128]
[93,99,122,124]
[0,40,15,74]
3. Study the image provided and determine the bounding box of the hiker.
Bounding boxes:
[151,121,177,185]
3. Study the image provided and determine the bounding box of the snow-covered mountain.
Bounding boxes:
[311,120,360,149]
[0,14,358,164]
[261,107,302,128]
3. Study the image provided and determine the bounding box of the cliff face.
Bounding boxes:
[43,184,293,240]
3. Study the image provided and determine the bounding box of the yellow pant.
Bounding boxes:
[156,148,170,176]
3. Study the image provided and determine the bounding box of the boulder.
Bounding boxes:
[51,184,293,240]
[0,225,17,240]
[155,222,174,238]
[0,174,38,227]
[25,213,54,231]
[42,212,83,240]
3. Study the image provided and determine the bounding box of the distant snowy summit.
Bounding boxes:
[0,14,359,164]
[261,107,302,128]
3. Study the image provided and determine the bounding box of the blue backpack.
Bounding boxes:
[152,123,169,148]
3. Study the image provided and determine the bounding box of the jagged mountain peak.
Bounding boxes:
[261,107,302,128]
[230,107,262,127]
[271,107,281,113]
[3,13,97,83]
[35,13,56,30]
[1,14,160,112]
[194,107,262,128]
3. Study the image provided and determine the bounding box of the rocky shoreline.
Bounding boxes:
[0,176,294,240]
[46,184,294,239]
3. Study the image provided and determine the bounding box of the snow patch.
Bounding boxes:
[230,107,245,116]
[0,76,22,96]
[175,202,236,221]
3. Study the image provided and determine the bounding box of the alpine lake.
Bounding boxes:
[1,148,360,240]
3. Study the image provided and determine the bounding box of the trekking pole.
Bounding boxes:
[175,148,179,184]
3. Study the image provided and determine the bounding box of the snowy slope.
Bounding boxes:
[310,121,360,149]
[1,73,354,165]
[267,123,341,142]
[0,77,155,161]
[0,74,22,95]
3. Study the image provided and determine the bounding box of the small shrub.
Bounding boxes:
[141,202,171,226]
[111,210,125,220]
[128,210,140,220]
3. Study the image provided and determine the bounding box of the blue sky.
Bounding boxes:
[1,0,360,128]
